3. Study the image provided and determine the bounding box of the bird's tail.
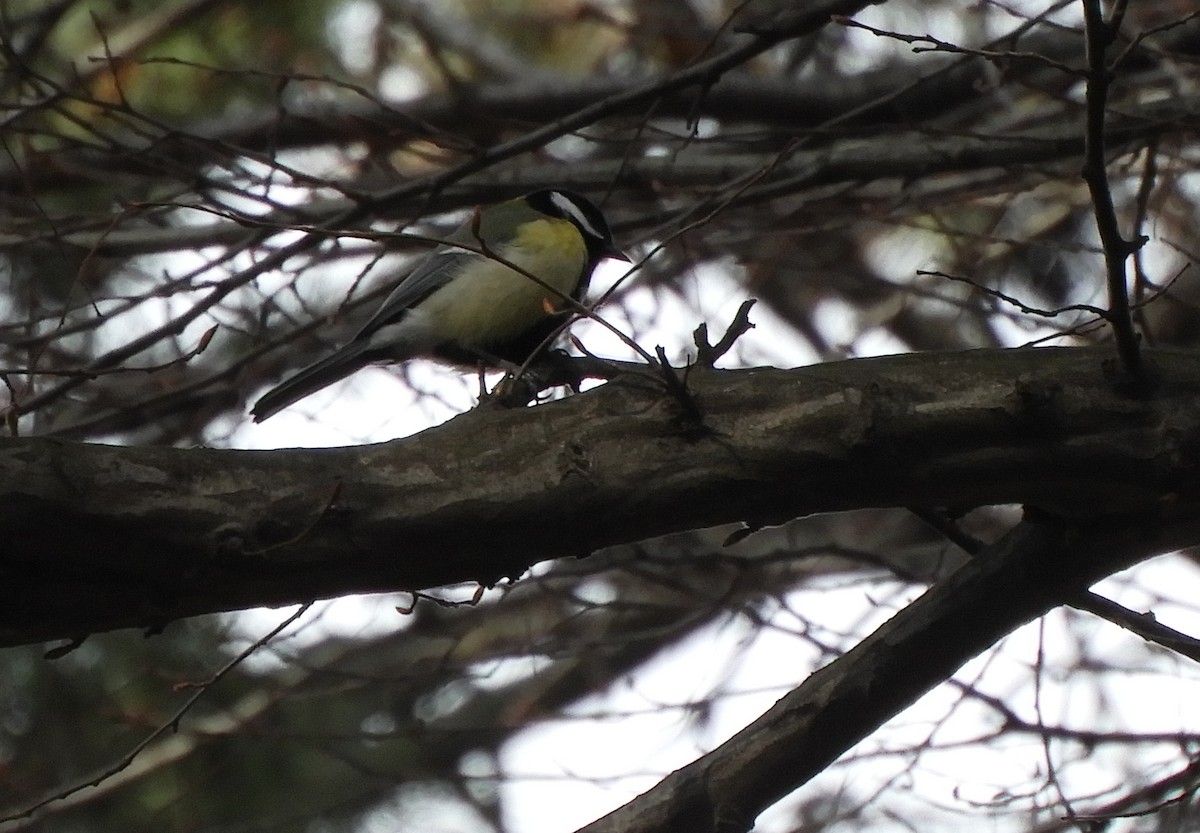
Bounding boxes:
[251,340,374,422]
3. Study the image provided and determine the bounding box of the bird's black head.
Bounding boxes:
[524,189,628,263]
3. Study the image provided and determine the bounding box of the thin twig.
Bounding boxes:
[1068,590,1200,664]
[0,326,218,378]
[1129,142,1160,344]
[1080,0,1147,382]
[836,16,1081,76]
[695,299,757,367]
[2,603,314,824]
[918,270,1109,319]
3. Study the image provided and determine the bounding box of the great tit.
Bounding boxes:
[251,189,627,422]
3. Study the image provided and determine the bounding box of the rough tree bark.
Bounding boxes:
[3,345,1199,647]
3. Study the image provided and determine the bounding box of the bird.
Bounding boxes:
[250,189,628,422]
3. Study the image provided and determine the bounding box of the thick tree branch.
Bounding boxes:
[577,513,1200,833]
[4,346,1200,647]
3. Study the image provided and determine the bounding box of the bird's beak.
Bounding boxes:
[604,244,633,263]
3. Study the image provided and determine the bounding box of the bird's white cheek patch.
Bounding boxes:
[549,191,603,240]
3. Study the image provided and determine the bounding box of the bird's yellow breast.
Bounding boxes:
[419,218,588,346]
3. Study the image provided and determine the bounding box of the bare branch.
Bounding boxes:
[1081,0,1148,382]
[5,346,1200,647]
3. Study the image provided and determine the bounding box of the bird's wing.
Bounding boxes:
[355,248,471,338]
